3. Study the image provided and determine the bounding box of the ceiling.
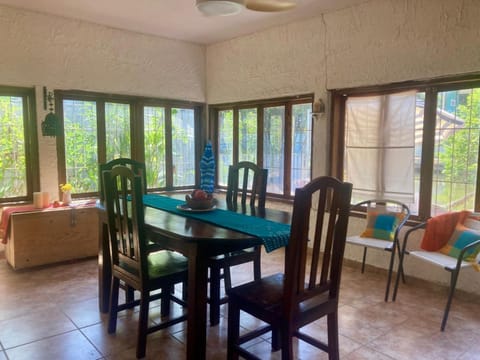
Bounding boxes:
[0,0,367,44]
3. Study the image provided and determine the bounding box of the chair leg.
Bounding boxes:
[271,327,281,352]
[136,292,149,359]
[253,246,261,281]
[327,312,340,360]
[227,300,240,360]
[108,277,120,334]
[392,249,407,302]
[126,285,135,303]
[182,280,188,301]
[441,270,459,331]
[395,240,407,284]
[161,285,173,317]
[224,264,232,290]
[209,266,222,326]
[384,247,396,302]
[361,247,367,273]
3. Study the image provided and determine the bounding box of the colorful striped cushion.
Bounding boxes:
[361,209,404,241]
[439,224,480,261]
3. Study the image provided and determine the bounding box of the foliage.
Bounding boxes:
[439,89,479,184]
[0,96,27,198]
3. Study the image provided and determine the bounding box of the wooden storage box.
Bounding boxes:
[5,206,98,270]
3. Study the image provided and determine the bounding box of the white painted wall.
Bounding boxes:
[0,5,206,198]
[206,0,480,295]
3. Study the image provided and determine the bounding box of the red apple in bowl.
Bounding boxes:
[185,190,214,210]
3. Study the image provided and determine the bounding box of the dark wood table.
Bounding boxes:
[97,197,291,360]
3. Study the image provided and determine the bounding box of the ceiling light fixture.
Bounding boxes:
[196,0,245,17]
[245,0,297,12]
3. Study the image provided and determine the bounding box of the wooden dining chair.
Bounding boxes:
[227,176,352,360]
[207,161,268,326]
[98,158,147,202]
[102,166,188,359]
[99,158,152,305]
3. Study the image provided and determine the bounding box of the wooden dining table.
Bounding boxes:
[97,194,291,360]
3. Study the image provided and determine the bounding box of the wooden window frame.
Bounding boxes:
[330,73,480,221]
[56,90,205,198]
[209,94,313,199]
[0,85,39,204]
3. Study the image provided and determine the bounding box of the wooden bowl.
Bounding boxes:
[185,194,214,210]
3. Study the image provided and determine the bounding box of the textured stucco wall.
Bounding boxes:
[206,0,480,294]
[0,5,206,198]
[325,0,480,89]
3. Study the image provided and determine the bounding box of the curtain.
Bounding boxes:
[344,90,416,203]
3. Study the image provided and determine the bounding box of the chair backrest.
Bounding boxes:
[102,165,147,286]
[283,176,352,318]
[98,158,147,202]
[226,161,268,210]
[351,199,410,239]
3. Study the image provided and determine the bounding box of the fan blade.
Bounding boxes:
[246,0,297,12]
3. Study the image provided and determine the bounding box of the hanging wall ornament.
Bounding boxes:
[41,87,58,137]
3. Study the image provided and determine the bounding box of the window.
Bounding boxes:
[57,91,203,197]
[212,95,313,198]
[331,75,480,220]
[0,86,38,203]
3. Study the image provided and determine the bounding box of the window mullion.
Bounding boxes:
[257,106,264,168]
[164,107,173,190]
[418,87,437,219]
[233,108,239,164]
[284,103,292,197]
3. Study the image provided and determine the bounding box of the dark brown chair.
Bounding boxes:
[99,158,154,305]
[98,158,147,202]
[103,166,188,359]
[227,176,352,360]
[207,161,268,326]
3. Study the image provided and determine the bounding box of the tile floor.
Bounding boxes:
[0,248,478,360]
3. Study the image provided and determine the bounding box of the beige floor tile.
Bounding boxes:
[5,330,101,360]
[0,248,478,359]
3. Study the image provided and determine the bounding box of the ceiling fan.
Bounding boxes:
[196,0,297,16]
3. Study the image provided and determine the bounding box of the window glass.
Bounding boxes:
[264,106,285,194]
[239,108,257,163]
[105,102,130,161]
[431,88,480,215]
[0,96,27,197]
[291,103,312,194]
[333,78,480,219]
[218,110,233,186]
[144,106,166,188]
[172,108,195,187]
[63,99,98,193]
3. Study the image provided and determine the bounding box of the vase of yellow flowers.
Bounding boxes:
[60,183,73,205]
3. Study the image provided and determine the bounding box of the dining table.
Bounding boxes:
[97,193,291,360]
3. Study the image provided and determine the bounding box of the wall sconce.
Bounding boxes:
[41,87,58,137]
[312,99,325,120]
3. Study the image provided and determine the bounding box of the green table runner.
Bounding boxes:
[143,194,290,252]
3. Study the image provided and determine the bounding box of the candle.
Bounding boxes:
[42,192,50,208]
[33,192,43,208]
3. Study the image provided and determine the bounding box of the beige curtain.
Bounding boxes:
[344,90,416,203]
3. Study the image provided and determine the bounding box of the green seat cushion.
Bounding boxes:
[147,250,188,278]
